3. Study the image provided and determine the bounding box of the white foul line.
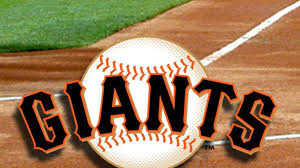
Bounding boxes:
[0,93,65,102]
[198,1,300,144]
[200,0,300,66]
[204,133,300,146]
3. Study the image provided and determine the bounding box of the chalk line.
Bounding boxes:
[200,0,300,66]
[204,133,300,146]
[0,93,65,102]
[198,1,300,144]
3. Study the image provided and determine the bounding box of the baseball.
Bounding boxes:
[81,37,208,168]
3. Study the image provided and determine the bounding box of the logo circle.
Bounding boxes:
[82,37,208,168]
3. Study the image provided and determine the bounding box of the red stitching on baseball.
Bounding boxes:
[183,136,190,150]
[98,138,105,152]
[125,65,131,79]
[97,55,104,69]
[147,66,151,74]
[103,58,110,72]
[187,56,194,70]
[140,67,145,80]
[110,61,117,75]
[141,133,146,141]
[112,136,119,146]
[176,135,180,147]
[132,66,138,80]
[154,66,159,73]
[126,133,132,142]
[189,138,196,152]
[119,130,126,144]
[118,63,124,75]
[134,134,139,141]
[97,57,193,80]
[155,134,159,142]
[167,64,173,78]
[162,129,167,143]
[148,133,152,141]
[174,62,181,75]
[180,59,188,73]
[169,132,173,144]
[105,137,112,148]
[160,66,166,75]
[99,132,196,153]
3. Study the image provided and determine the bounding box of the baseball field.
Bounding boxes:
[0,0,299,167]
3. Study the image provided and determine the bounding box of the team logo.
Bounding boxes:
[18,37,276,168]
[82,37,207,167]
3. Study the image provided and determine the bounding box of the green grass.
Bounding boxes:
[0,0,189,53]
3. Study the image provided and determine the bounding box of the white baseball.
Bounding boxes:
[82,37,208,168]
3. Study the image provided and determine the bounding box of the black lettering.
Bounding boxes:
[146,75,190,133]
[18,90,70,153]
[64,81,94,141]
[97,76,141,135]
[227,90,276,154]
[193,78,238,140]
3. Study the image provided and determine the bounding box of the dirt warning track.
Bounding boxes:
[0,0,299,167]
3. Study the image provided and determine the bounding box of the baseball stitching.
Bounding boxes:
[97,129,197,153]
[96,54,195,80]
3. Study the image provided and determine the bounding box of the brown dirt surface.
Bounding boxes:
[0,0,299,167]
